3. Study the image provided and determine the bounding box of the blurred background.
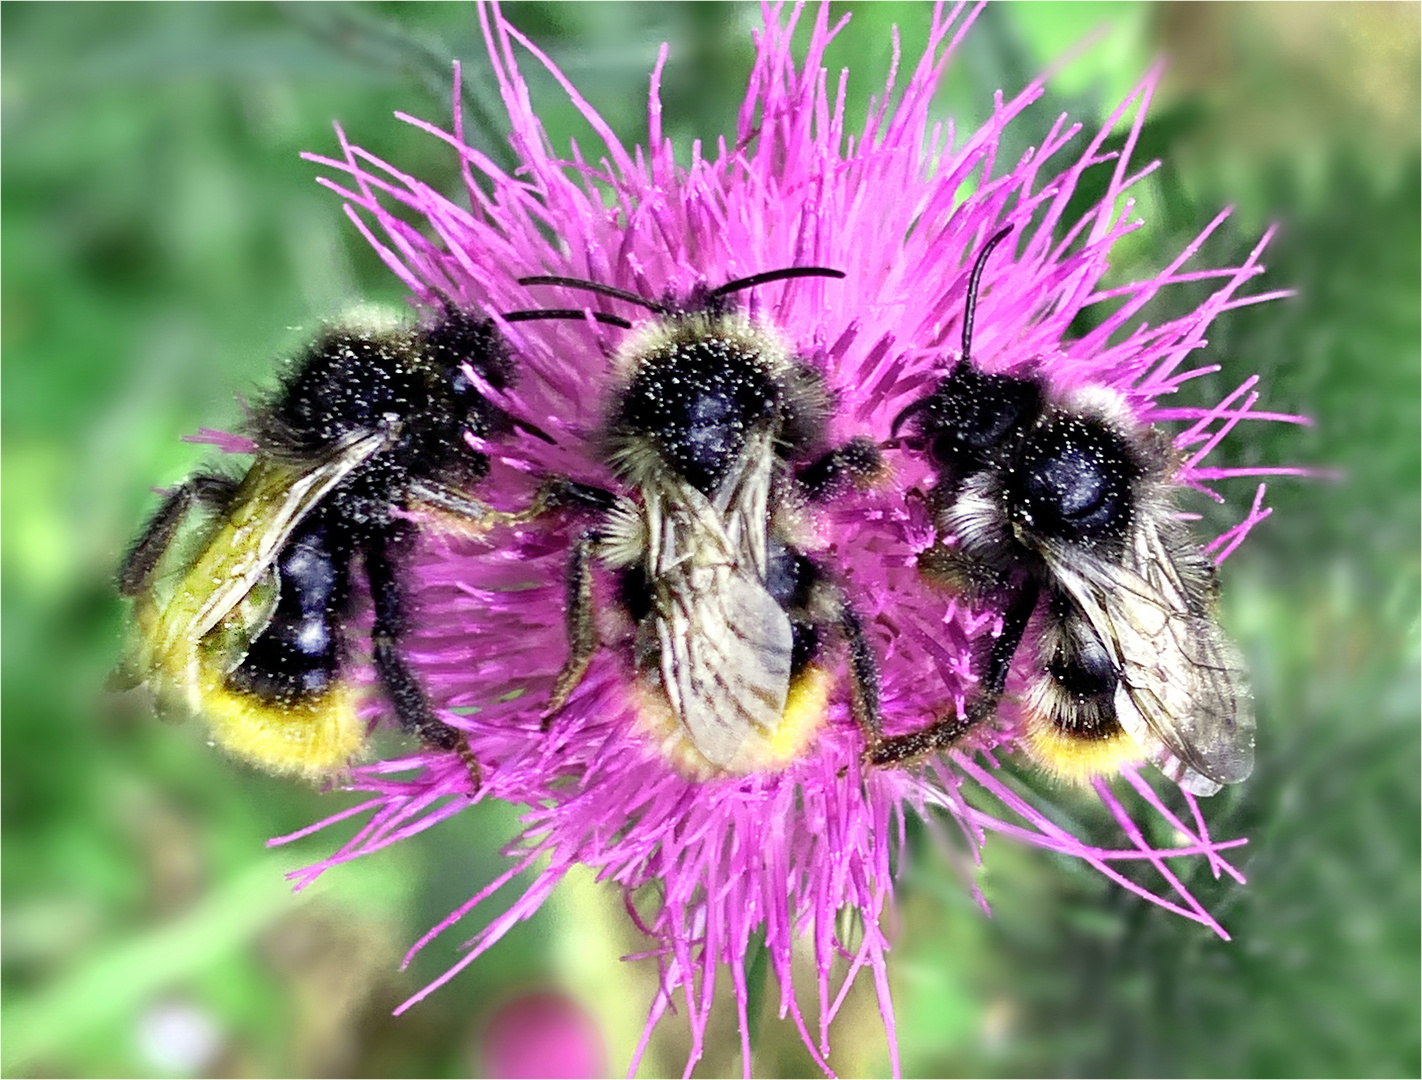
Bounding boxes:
[3,2,1417,1076]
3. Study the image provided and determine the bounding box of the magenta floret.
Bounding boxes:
[275,4,1299,1075]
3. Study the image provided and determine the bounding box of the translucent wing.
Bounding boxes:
[651,559,794,770]
[641,433,794,772]
[1047,521,1255,796]
[139,430,390,711]
[190,431,389,640]
[710,429,776,580]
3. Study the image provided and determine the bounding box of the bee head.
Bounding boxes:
[615,322,784,495]
[516,268,838,495]
[905,364,1042,473]
[424,306,514,397]
[892,223,1029,473]
[409,307,518,461]
[1010,416,1138,548]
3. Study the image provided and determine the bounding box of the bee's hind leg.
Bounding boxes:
[118,474,237,595]
[407,480,512,534]
[543,528,602,729]
[798,437,886,501]
[411,477,619,532]
[862,699,990,768]
[792,574,887,765]
[364,522,482,791]
[865,578,1041,768]
[833,599,885,750]
[530,477,620,515]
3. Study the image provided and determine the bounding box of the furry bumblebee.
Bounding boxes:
[516,269,886,778]
[871,227,1255,796]
[114,306,517,785]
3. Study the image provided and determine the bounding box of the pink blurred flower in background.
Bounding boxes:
[481,990,607,1080]
[277,3,1295,1075]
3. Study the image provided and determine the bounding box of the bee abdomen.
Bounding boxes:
[764,543,824,675]
[1032,603,1118,736]
[788,618,822,675]
[1045,618,1116,703]
[1022,602,1140,783]
[227,520,352,704]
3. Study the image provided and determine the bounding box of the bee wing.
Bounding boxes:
[200,563,281,678]
[645,439,793,770]
[147,430,390,693]
[653,560,794,770]
[189,430,389,639]
[712,429,776,579]
[1048,525,1254,796]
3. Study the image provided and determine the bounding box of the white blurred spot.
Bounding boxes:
[136,1000,224,1075]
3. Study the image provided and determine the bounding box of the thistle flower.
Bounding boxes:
[278,4,1298,1074]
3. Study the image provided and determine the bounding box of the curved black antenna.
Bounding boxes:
[959,224,1014,369]
[501,308,634,331]
[518,275,664,314]
[510,416,557,444]
[713,265,846,299]
[888,396,934,439]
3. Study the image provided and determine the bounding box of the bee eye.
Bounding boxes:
[928,432,959,467]
[928,401,1024,465]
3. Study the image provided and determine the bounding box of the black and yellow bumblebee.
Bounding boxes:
[513,269,887,778]
[114,306,518,785]
[870,226,1255,795]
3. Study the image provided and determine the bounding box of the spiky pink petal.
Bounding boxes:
[274,4,1295,1074]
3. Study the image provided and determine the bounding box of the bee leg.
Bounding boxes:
[530,477,620,515]
[364,523,482,790]
[865,578,1041,768]
[860,699,990,768]
[542,528,602,728]
[118,474,237,595]
[513,476,620,532]
[412,477,618,530]
[797,437,886,500]
[407,480,510,532]
[835,600,885,747]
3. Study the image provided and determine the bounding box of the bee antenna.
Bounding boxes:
[958,224,1014,370]
[712,266,846,299]
[511,416,557,444]
[518,275,665,314]
[501,309,634,331]
[889,396,933,439]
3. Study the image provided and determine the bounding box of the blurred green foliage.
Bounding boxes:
[3,3,1417,1077]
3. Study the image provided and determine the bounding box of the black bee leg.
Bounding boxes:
[542,528,602,728]
[865,578,1041,768]
[862,697,991,768]
[118,474,238,595]
[836,601,885,747]
[975,578,1043,698]
[364,523,481,790]
[797,436,886,501]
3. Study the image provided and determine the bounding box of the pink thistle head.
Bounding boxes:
[280,4,1299,1075]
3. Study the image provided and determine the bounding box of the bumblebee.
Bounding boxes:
[516,269,886,778]
[870,227,1255,796]
[114,306,517,785]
